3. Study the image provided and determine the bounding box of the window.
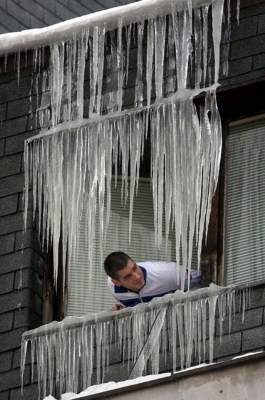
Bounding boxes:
[224,117,265,285]
[67,178,177,316]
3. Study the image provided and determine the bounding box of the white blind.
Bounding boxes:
[225,120,265,285]
[67,179,176,316]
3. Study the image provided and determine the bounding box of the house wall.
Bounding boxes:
[0,0,265,399]
[0,69,44,400]
[221,0,265,89]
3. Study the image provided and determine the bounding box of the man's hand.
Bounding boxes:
[112,303,125,311]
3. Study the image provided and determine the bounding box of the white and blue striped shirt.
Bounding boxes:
[108,261,201,307]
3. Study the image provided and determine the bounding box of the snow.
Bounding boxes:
[0,0,210,55]
[42,350,263,400]
[232,351,264,360]
[43,373,171,400]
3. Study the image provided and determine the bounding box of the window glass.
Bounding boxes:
[225,119,265,285]
[67,178,176,315]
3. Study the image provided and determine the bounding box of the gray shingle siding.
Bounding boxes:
[0,0,137,33]
[220,1,265,87]
[0,69,44,400]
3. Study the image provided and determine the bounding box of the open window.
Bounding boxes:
[67,178,176,315]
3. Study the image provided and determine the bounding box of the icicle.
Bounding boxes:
[65,40,73,121]
[208,294,218,362]
[76,31,89,119]
[23,140,29,232]
[20,338,28,395]
[221,0,231,77]
[50,42,65,126]
[194,8,203,88]
[202,6,209,86]
[129,306,167,378]
[236,0,240,24]
[212,0,224,83]
[146,19,154,106]
[90,27,99,114]
[171,1,192,89]
[117,19,124,112]
[96,27,106,115]
[197,299,202,364]
[125,24,132,85]
[154,16,166,99]
[17,50,21,86]
[135,21,144,107]
[4,53,7,72]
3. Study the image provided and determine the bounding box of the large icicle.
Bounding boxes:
[24,85,221,292]
[21,284,252,399]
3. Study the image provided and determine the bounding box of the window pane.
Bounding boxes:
[67,178,176,316]
[225,120,265,285]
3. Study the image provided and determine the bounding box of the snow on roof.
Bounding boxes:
[0,0,209,55]
[0,0,134,34]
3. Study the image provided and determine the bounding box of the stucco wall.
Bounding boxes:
[91,356,265,400]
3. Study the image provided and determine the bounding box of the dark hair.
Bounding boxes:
[104,252,131,279]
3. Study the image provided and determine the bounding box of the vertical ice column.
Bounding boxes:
[146,19,154,106]
[135,22,144,107]
[89,26,106,115]
[171,1,192,89]
[50,42,65,126]
[154,16,166,99]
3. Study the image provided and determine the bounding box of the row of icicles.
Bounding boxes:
[24,90,221,290]
[21,285,251,399]
[31,0,227,127]
[17,0,242,398]
[24,0,228,291]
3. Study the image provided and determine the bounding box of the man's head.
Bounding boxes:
[104,252,145,292]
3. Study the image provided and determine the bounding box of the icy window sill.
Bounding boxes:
[21,280,265,400]
[23,281,255,340]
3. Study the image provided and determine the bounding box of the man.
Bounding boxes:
[104,251,201,309]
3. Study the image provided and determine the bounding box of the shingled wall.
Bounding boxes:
[0,0,135,34]
[0,0,265,398]
[0,68,44,400]
[221,0,265,88]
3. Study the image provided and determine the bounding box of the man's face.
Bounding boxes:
[112,258,145,292]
